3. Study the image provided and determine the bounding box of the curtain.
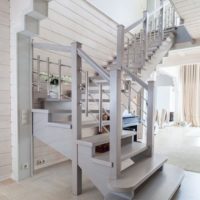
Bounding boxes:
[180,64,200,126]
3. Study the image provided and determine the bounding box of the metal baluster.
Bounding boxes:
[58,59,62,100]
[126,38,130,68]
[98,83,103,133]
[47,57,50,96]
[143,10,148,62]
[164,6,167,30]
[160,0,164,42]
[128,81,132,113]
[172,6,176,27]
[37,55,40,92]
[139,29,143,67]
[85,71,89,117]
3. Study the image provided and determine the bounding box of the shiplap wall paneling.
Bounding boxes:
[0,0,11,181]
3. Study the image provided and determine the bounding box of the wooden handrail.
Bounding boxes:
[33,43,71,52]
[124,17,145,33]
[124,1,171,33]
[122,67,148,90]
[77,48,110,82]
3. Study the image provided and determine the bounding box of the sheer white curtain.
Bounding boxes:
[180,64,200,126]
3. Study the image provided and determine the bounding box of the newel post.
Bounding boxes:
[71,42,82,195]
[146,80,156,157]
[110,25,124,179]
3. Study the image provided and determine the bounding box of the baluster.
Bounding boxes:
[46,57,50,96]
[128,81,132,113]
[164,6,167,30]
[98,83,103,133]
[143,10,148,62]
[160,0,164,42]
[139,29,143,67]
[58,59,62,100]
[133,35,136,66]
[37,55,40,92]
[172,7,176,27]
[85,71,89,117]
[126,38,130,68]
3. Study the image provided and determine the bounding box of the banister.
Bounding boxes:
[122,67,148,90]
[77,48,110,82]
[124,17,145,33]
[124,1,172,33]
[33,43,71,52]
[148,1,170,17]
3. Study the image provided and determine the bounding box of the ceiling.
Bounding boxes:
[85,0,147,27]
[171,0,200,39]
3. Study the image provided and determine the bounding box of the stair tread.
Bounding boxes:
[48,120,110,129]
[93,142,147,165]
[77,130,135,147]
[50,109,109,114]
[108,154,168,192]
[134,164,184,200]
[105,164,184,200]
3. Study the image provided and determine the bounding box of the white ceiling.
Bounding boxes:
[171,0,200,39]
[159,46,200,67]
[86,0,147,27]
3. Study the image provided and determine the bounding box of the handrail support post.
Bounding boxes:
[71,42,82,195]
[146,81,156,157]
[110,25,124,179]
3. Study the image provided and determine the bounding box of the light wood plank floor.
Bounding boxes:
[0,161,200,200]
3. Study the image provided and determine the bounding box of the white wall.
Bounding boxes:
[156,86,175,112]
[86,0,147,27]
[157,66,181,122]
[0,0,11,181]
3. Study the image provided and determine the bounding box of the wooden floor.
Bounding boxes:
[0,161,200,200]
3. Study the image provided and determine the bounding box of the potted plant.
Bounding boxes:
[49,75,59,99]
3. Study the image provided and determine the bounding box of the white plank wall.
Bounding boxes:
[0,0,11,181]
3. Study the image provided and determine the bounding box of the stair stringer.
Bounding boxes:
[133,33,176,92]
[78,144,112,196]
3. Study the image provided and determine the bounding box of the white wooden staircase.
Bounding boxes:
[31,0,185,199]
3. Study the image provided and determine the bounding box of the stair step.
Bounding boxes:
[134,164,184,200]
[77,130,135,147]
[81,99,110,103]
[105,164,184,200]
[82,89,110,94]
[50,109,110,114]
[48,120,110,129]
[92,142,147,167]
[108,154,167,193]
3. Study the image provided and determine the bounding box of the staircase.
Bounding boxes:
[32,0,184,199]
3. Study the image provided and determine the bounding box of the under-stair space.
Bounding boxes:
[30,0,185,199]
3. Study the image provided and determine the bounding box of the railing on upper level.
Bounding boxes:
[121,0,180,71]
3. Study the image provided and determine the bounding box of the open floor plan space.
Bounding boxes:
[1,0,200,199]
[0,162,199,200]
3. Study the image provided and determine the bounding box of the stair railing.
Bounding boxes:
[123,0,180,73]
